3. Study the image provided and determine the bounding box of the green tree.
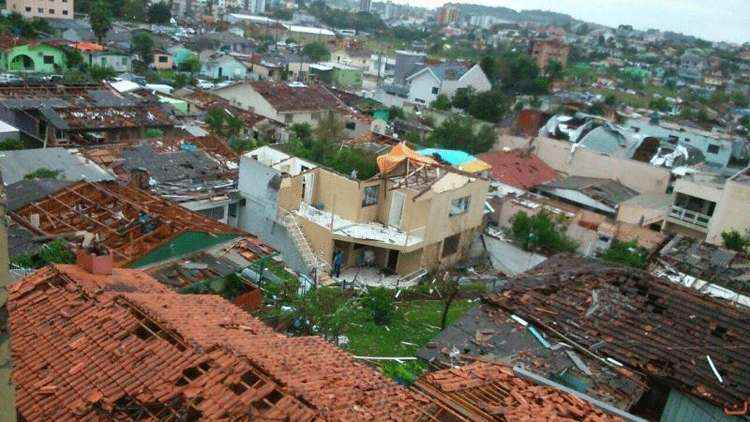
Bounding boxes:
[545,60,563,81]
[467,89,509,123]
[147,1,172,24]
[290,123,313,142]
[451,87,475,110]
[89,0,113,43]
[361,287,395,326]
[604,93,618,106]
[11,240,75,269]
[427,115,495,154]
[431,94,452,111]
[132,32,154,64]
[302,42,330,62]
[480,55,499,84]
[722,230,750,253]
[387,106,405,120]
[88,65,117,80]
[205,107,227,135]
[509,211,578,253]
[498,51,549,95]
[314,113,345,142]
[178,55,201,73]
[650,96,671,112]
[600,240,648,269]
[731,92,749,108]
[122,0,147,21]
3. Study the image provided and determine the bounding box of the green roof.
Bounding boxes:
[129,231,240,268]
[660,389,745,422]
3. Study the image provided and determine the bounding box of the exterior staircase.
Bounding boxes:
[281,211,333,285]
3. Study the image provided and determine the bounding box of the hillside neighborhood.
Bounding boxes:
[0,0,749,420]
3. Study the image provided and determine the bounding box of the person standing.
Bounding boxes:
[332,250,343,278]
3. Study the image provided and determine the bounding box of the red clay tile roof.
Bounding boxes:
[486,254,750,415]
[416,361,620,421]
[478,149,557,190]
[249,81,340,113]
[8,264,459,421]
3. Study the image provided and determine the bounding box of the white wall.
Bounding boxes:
[408,71,440,105]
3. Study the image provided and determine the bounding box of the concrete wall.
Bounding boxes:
[236,158,308,273]
[497,136,671,194]
[408,71,439,105]
[707,179,750,245]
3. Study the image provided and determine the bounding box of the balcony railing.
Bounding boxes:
[669,205,711,228]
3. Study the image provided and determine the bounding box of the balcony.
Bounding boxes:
[669,205,712,230]
[295,203,425,250]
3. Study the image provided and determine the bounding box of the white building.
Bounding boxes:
[405,63,492,105]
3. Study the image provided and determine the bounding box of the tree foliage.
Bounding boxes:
[302,41,330,62]
[650,96,671,112]
[361,287,395,326]
[24,168,61,180]
[498,51,550,95]
[178,55,201,73]
[89,0,113,43]
[426,115,495,154]
[147,1,172,24]
[0,13,52,38]
[287,138,379,180]
[132,32,155,64]
[600,240,648,269]
[467,90,510,123]
[11,240,75,269]
[480,55,499,85]
[722,230,750,253]
[451,87,475,111]
[205,107,245,138]
[122,0,147,21]
[431,94,452,111]
[0,138,24,150]
[313,113,345,142]
[509,211,578,253]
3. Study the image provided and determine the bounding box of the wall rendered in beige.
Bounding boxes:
[706,180,750,245]
[497,136,671,194]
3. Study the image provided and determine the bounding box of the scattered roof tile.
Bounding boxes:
[478,149,558,190]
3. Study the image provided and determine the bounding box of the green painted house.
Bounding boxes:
[2,42,68,74]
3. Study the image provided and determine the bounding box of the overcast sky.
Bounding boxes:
[397,0,750,44]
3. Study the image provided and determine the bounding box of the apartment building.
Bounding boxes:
[6,0,73,19]
[664,168,750,245]
[237,144,490,285]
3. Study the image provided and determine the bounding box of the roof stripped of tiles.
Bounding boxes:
[415,361,621,421]
[7,264,458,421]
[486,254,750,415]
[10,180,266,266]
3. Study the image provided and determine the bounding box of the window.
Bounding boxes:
[442,234,460,257]
[43,55,54,64]
[284,114,293,124]
[311,112,321,120]
[362,185,379,207]
[196,206,225,220]
[55,129,65,139]
[158,56,168,63]
[345,121,356,130]
[431,86,439,95]
[667,135,678,144]
[449,196,470,217]
[101,57,107,66]
[49,8,54,13]
[62,9,68,14]
[415,98,425,104]
[707,144,720,154]
[229,202,238,218]
[37,7,43,13]
[25,6,31,11]
[121,56,128,65]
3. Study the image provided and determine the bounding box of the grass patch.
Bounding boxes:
[343,299,476,384]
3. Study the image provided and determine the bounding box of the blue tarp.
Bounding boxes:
[417,148,476,166]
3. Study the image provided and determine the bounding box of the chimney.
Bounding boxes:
[76,244,113,275]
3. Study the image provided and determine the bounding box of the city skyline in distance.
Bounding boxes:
[386,0,750,44]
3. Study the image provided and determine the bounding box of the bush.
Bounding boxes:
[431,94,452,111]
[722,230,749,253]
[144,128,163,138]
[509,211,578,253]
[600,240,648,269]
[11,240,75,269]
[0,138,24,150]
[24,168,61,180]
[361,287,395,325]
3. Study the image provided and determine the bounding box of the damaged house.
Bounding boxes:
[0,82,177,147]
[540,113,748,171]
[237,142,490,287]
[422,254,750,420]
